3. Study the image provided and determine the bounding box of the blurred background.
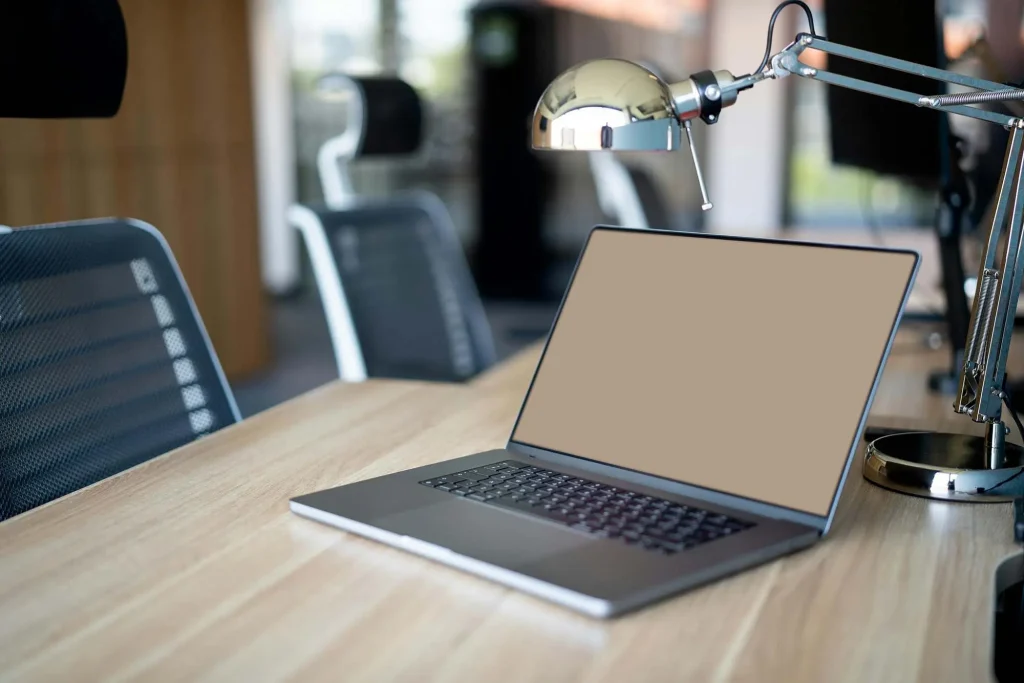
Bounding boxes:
[3,0,1022,416]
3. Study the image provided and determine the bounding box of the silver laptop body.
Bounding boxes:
[291,226,919,617]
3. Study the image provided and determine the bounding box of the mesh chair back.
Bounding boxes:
[294,193,496,382]
[0,219,239,521]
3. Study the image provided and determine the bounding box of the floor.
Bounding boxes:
[231,292,559,418]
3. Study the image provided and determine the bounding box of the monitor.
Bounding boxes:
[823,0,944,183]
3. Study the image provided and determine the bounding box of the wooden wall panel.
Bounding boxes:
[0,0,270,380]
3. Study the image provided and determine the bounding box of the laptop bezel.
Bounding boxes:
[504,225,921,534]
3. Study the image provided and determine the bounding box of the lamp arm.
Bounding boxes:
[725,33,1024,425]
[723,33,1018,128]
[956,125,1024,424]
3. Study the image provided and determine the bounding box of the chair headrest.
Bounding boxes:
[317,74,424,158]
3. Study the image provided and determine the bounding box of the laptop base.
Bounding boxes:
[291,450,820,618]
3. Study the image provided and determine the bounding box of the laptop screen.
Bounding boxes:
[510,228,918,517]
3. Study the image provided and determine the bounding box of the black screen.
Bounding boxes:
[823,0,944,183]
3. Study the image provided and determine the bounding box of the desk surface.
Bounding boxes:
[1,326,1020,683]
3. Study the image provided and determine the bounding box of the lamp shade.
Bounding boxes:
[532,59,681,152]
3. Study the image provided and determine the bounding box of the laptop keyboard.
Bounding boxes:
[420,460,756,556]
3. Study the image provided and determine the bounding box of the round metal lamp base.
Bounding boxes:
[865,432,1024,502]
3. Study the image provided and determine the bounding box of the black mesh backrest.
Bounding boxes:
[0,219,239,521]
[310,193,496,381]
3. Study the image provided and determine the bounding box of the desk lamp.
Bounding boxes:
[532,0,1024,501]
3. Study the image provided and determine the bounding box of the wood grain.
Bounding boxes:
[0,0,268,379]
[0,325,1020,682]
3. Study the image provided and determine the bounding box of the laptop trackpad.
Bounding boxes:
[374,500,591,567]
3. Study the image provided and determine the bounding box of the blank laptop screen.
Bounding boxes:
[511,228,918,517]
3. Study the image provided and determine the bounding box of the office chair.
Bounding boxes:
[293,74,497,382]
[0,219,240,521]
[290,194,496,382]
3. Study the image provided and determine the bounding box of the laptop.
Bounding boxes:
[291,226,919,618]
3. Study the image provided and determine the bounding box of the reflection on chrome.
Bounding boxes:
[549,106,627,150]
[930,472,956,494]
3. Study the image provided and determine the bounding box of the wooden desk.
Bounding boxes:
[0,326,1020,682]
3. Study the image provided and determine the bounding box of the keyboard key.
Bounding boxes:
[640,536,662,549]
[468,494,487,501]
[436,485,453,492]
[452,488,471,496]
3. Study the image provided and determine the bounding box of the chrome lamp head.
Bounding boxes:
[531,58,740,154]
[531,59,682,152]
[532,58,740,209]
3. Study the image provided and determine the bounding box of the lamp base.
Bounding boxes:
[865,432,1024,502]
